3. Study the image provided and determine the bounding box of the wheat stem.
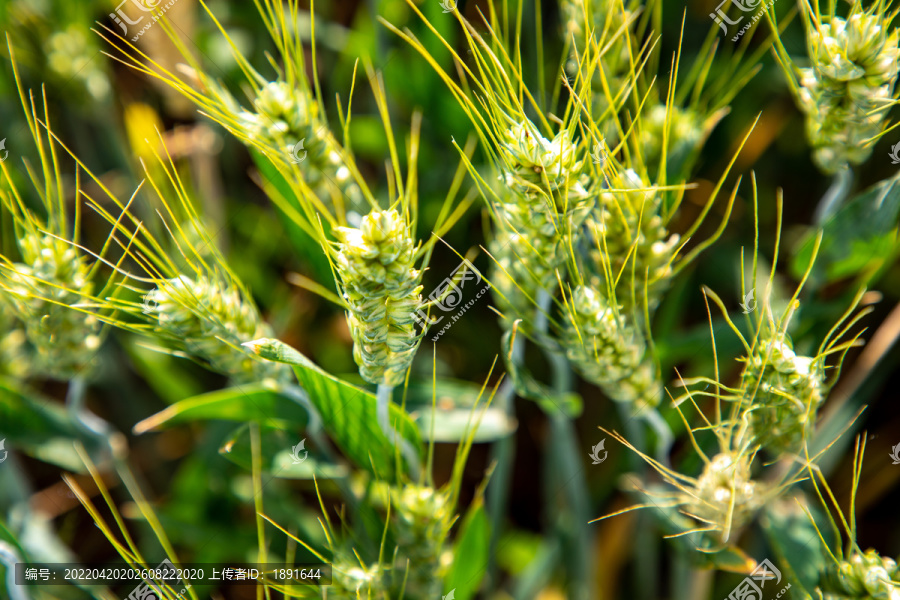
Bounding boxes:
[813,165,853,226]
[485,333,524,591]
[280,384,323,434]
[0,543,30,600]
[643,408,673,466]
[376,383,420,477]
[534,288,591,599]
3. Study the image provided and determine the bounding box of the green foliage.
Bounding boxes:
[792,171,900,285]
[218,424,348,480]
[0,378,84,472]
[444,495,490,600]
[246,337,423,482]
[132,384,311,433]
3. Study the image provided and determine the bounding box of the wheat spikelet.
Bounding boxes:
[683,451,763,541]
[491,119,593,320]
[334,209,424,386]
[326,555,387,599]
[798,7,900,172]
[562,285,661,413]
[585,169,680,313]
[388,485,452,598]
[738,330,826,457]
[819,549,900,599]
[231,80,364,211]
[143,274,290,385]
[0,233,102,380]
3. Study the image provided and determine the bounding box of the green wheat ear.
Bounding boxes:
[0,44,117,381]
[388,484,454,598]
[592,424,778,550]
[736,324,827,456]
[819,549,900,599]
[25,120,293,386]
[726,273,867,462]
[1,233,102,379]
[685,450,764,542]
[805,438,900,599]
[559,0,651,126]
[332,208,425,387]
[292,63,466,392]
[206,75,366,217]
[802,8,899,173]
[710,281,867,464]
[561,285,661,413]
[583,168,681,313]
[96,0,372,227]
[771,0,900,173]
[489,119,594,321]
[142,274,289,385]
[328,556,386,599]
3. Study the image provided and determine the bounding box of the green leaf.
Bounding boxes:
[0,377,86,472]
[761,502,828,596]
[401,379,485,408]
[402,379,517,442]
[792,172,900,284]
[444,497,490,600]
[0,378,78,441]
[218,424,349,479]
[0,521,28,560]
[410,405,517,442]
[501,330,582,418]
[249,149,335,287]
[244,338,423,481]
[132,383,310,434]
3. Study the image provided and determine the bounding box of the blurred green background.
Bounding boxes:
[0,0,898,598]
